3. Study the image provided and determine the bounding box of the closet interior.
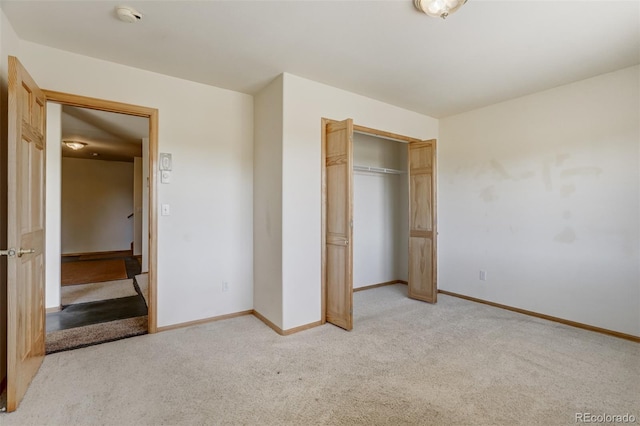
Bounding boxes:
[352,132,409,290]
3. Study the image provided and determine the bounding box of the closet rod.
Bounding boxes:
[353,165,405,175]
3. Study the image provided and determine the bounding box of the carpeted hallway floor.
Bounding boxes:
[3,284,639,425]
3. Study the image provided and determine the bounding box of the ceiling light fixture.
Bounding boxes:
[63,141,87,151]
[414,0,468,19]
[115,6,142,23]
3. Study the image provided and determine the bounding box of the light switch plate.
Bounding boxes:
[159,153,172,171]
[161,204,170,216]
[161,170,171,183]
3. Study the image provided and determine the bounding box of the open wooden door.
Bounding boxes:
[5,56,47,412]
[323,118,354,330]
[407,140,437,303]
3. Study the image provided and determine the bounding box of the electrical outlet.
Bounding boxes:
[222,281,229,293]
[479,270,487,281]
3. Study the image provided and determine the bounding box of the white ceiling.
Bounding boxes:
[3,1,639,118]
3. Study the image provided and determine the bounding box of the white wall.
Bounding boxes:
[253,75,284,328]
[141,138,149,273]
[133,156,142,256]
[45,103,61,309]
[0,6,21,386]
[281,73,438,329]
[439,66,640,337]
[62,158,134,254]
[353,133,408,288]
[19,41,254,327]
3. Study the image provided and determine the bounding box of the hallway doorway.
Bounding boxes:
[45,103,151,353]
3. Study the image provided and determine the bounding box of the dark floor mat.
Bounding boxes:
[46,316,148,354]
[47,296,148,333]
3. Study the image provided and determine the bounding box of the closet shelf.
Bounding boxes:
[353,165,406,175]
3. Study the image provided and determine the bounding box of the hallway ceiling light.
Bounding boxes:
[115,6,142,23]
[63,141,87,150]
[414,0,468,19]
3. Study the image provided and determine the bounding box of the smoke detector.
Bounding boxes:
[115,6,142,23]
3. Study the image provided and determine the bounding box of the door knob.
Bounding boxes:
[17,248,35,257]
[0,248,16,257]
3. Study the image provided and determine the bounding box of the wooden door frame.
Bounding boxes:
[43,90,159,333]
[321,119,434,324]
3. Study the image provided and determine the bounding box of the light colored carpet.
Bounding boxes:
[135,273,148,305]
[61,259,128,286]
[3,285,639,425]
[46,316,148,354]
[61,279,137,305]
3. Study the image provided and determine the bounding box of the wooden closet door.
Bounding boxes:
[323,118,354,330]
[407,140,437,303]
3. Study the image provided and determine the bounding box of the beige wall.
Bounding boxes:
[141,138,149,273]
[45,103,62,309]
[19,40,254,328]
[439,66,640,336]
[133,156,142,256]
[253,75,284,328]
[62,158,134,254]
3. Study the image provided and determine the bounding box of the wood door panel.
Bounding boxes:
[410,144,432,169]
[326,244,351,329]
[17,261,29,360]
[32,96,45,131]
[19,139,30,234]
[410,174,432,231]
[7,56,46,412]
[327,130,349,157]
[324,118,353,331]
[29,142,44,231]
[20,83,31,117]
[326,164,348,235]
[407,140,437,304]
[27,252,45,358]
[408,237,434,301]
